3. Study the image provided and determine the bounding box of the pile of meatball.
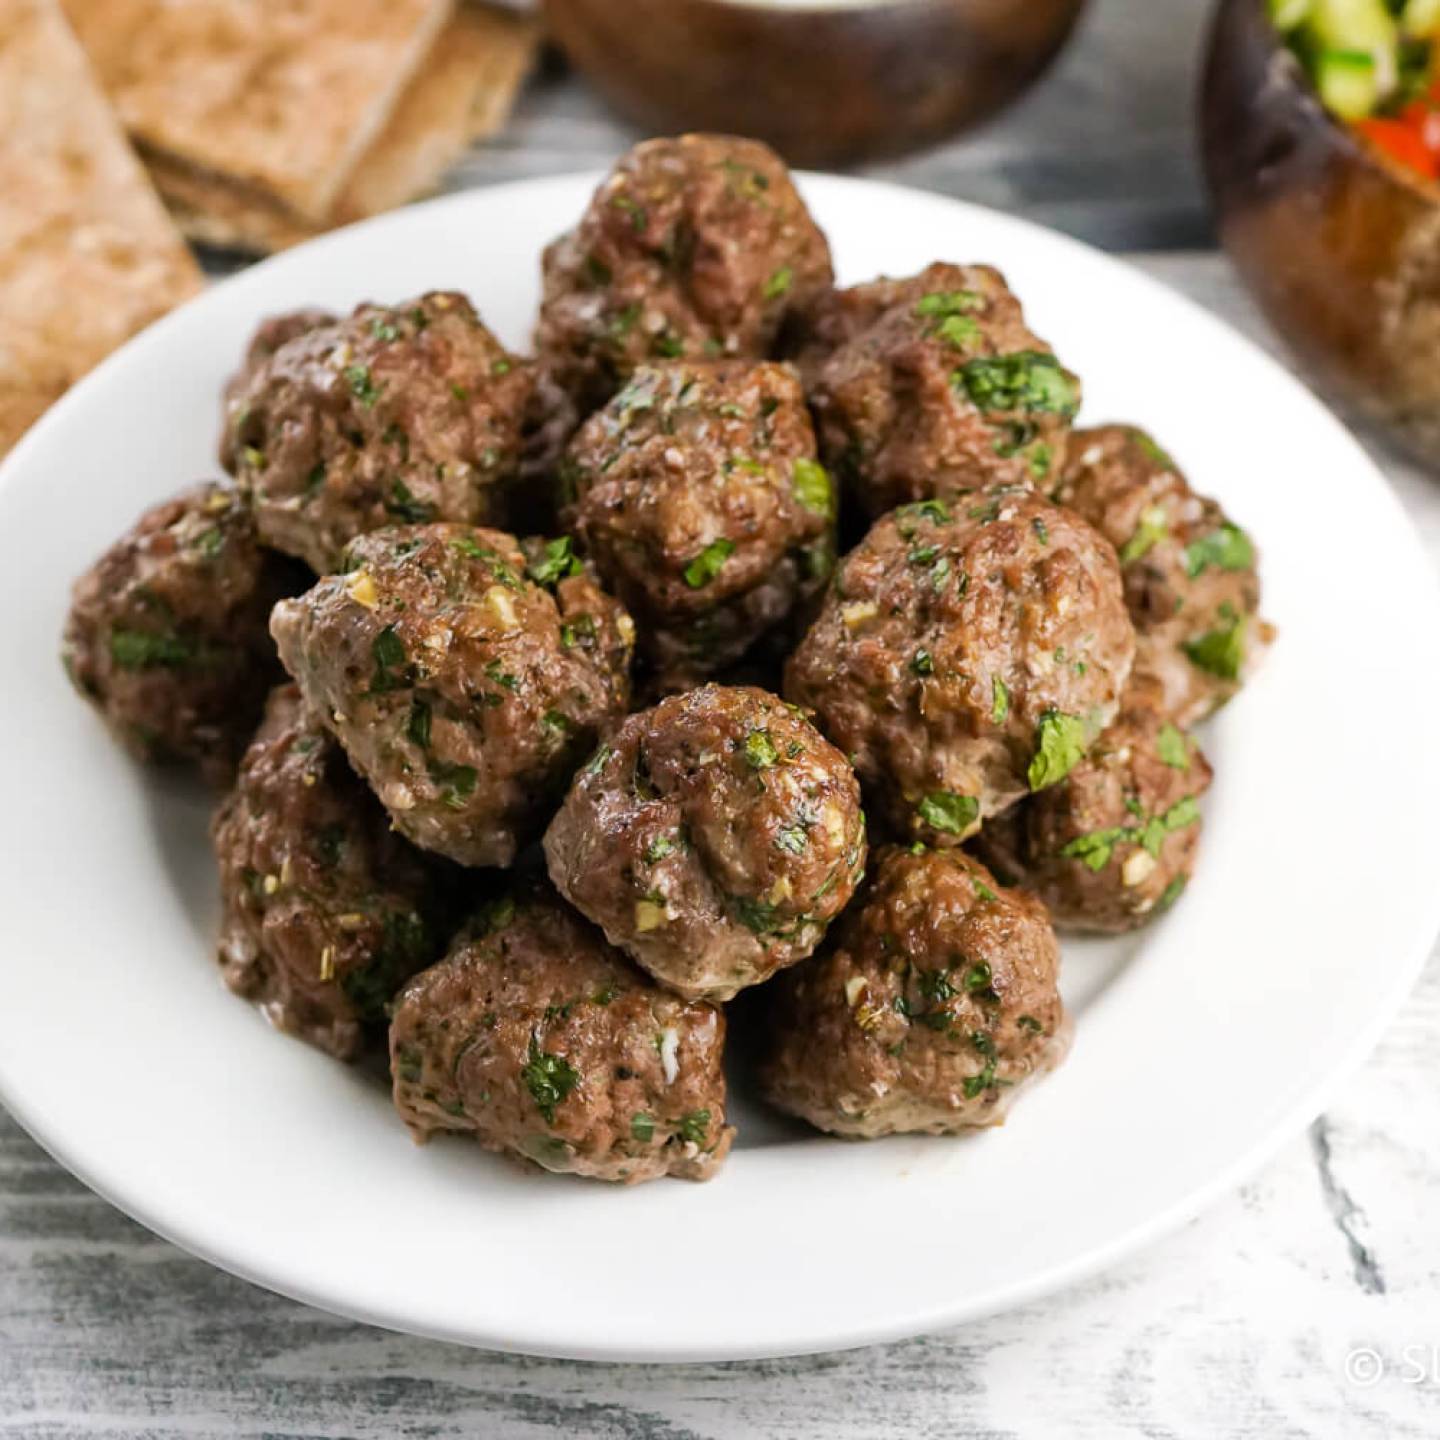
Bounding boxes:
[62,134,1272,1184]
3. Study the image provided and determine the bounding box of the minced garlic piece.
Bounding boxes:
[635,899,669,932]
[483,585,519,631]
[842,600,879,628]
[1122,850,1157,887]
[346,571,378,609]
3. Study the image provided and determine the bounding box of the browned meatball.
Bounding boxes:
[1050,425,1271,725]
[759,845,1067,1137]
[390,881,733,1183]
[62,482,298,781]
[785,490,1134,847]
[797,262,1080,520]
[544,685,867,1001]
[974,687,1213,932]
[212,685,450,1060]
[562,360,834,684]
[224,292,536,572]
[270,525,633,868]
[536,134,833,412]
[219,306,337,469]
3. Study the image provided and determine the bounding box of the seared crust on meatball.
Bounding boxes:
[390,881,733,1183]
[212,685,449,1060]
[224,292,535,572]
[785,489,1134,846]
[62,482,298,781]
[270,524,634,867]
[759,845,1067,1137]
[798,263,1080,520]
[536,134,833,411]
[1050,425,1271,725]
[220,306,337,470]
[544,684,867,1001]
[562,360,834,684]
[974,687,1213,932]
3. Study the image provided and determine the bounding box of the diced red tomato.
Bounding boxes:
[1354,116,1440,177]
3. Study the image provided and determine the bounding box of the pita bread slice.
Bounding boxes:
[0,0,202,456]
[61,0,454,222]
[142,4,537,254]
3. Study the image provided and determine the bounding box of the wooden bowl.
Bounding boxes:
[1201,0,1440,467]
[541,0,1089,167]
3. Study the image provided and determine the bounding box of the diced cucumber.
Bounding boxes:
[1401,0,1440,38]
[1305,0,1399,96]
[1314,47,1382,116]
[1269,0,1313,31]
[1308,0,1397,51]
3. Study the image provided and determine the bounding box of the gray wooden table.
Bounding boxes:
[6,1,1440,1434]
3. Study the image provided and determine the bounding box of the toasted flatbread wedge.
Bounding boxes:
[61,0,454,222]
[0,0,202,456]
[144,4,536,254]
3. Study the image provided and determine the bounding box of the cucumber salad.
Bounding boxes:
[1272,0,1440,177]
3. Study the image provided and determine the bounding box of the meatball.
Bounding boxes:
[974,687,1213,932]
[536,133,833,412]
[270,524,634,868]
[785,489,1134,846]
[544,684,867,1001]
[62,482,298,780]
[1048,425,1271,725]
[224,291,536,572]
[759,845,1067,1137]
[562,360,834,684]
[212,685,450,1060]
[390,880,733,1183]
[798,262,1080,520]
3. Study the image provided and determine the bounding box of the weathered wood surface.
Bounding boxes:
[7,0,1440,1431]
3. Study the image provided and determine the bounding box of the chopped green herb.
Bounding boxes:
[1027,709,1087,791]
[1060,825,1132,872]
[911,649,934,677]
[541,709,572,736]
[744,729,780,769]
[934,314,981,350]
[1017,1014,1045,1034]
[683,538,735,588]
[430,761,477,810]
[581,744,612,778]
[108,628,198,670]
[918,791,980,835]
[369,625,408,693]
[677,1110,711,1145]
[791,458,833,517]
[521,1037,580,1125]
[1184,524,1254,578]
[1158,875,1187,910]
[1028,444,1052,481]
[763,266,793,300]
[991,675,1010,725]
[610,193,647,231]
[344,364,378,408]
[1157,723,1190,770]
[775,823,808,855]
[631,1113,655,1143]
[369,318,400,342]
[973,877,999,902]
[406,700,432,749]
[644,833,679,864]
[917,968,955,1004]
[194,527,224,558]
[527,536,583,586]
[1183,614,1246,680]
[1119,506,1170,566]
[963,961,995,995]
[956,351,1079,417]
[1033,517,1050,545]
[914,290,983,319]
[385,479,433,524]
[492,358,513,376]
[652,332,684,358]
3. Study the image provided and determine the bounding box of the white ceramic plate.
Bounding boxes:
[2,174,1438,1363]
